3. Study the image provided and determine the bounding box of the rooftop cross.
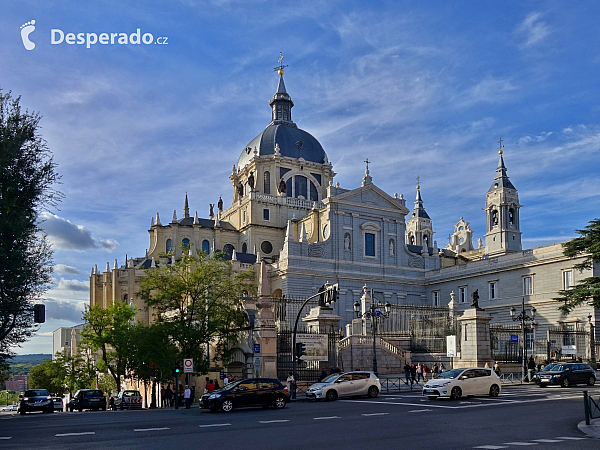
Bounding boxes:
[416,175,421,189]
[364,158,370,171]
[274,52,288,75]
[498,137,505,154]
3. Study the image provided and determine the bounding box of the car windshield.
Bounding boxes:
[542,364,556,371]
[83,390,103,397]
[436,369,464,379]
[218,380,243,392]
[548,365,570,372]
[122,391,140,397]
[24,389,49,397]
[321,374,341,383]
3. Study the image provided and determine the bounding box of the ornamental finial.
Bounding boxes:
[274,52,288,76]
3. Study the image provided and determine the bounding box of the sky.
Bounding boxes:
[1,1,599,355]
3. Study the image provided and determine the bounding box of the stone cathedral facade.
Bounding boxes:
[89,68,598,373]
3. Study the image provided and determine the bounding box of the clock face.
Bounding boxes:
[323,224,330,239]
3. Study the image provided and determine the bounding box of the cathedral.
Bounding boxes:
[89,63,597,375]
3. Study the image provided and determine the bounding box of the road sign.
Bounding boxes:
[510,335,518,342]
[446,335,456,357]
[219,372,224,380]
[254,343,260,354]
[296,333,328,361]
[183,358,193,373]
[253,356,261,372]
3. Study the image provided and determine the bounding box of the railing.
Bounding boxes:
[379,377,424,392]
[286,197,324,209]
[499,372,523,384]
[338,335,407,360]
[584,390,600,425]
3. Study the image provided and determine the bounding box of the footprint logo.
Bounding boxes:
[20,20,36,50]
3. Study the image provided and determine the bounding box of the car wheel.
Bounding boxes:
[450,387,462,400]
[427,396,437,400]
[588,376,596,386]
[489,384,500,397]
[274,396,286,409]
[367,386,379,398]
[221,400,234,412]
[325,390,338,401]
[78,405,83,412]
[561,377,570,388]
[539,384,546,388]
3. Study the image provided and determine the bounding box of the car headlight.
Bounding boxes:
[23,397,29,401]
[209,394,221,399]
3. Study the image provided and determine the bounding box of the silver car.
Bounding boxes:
[307,371,381,401]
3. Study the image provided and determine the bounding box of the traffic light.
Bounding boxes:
[327,283,338,304]
[33,304,45,323]
[295,342,306,361]
[172,361,181,377]
[318,284,326,306]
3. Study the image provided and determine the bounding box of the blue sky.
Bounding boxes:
[2,1,599,354]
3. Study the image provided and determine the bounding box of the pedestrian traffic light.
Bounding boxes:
[327,283,338,304]
[295,342,306,361]
[33,304,45,323]
[172,362,181,377]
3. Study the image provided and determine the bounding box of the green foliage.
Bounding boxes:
[128,323,178,383]
[556,218,600,313]
[81,301,136,389]
[0,390,20,405]
[0,90,62,367]
[138,251,256,374]
[28,359,64,394]
[97,373,117,396]
[8,354,52,375]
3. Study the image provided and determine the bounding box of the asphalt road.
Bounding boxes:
[1,384,598,450]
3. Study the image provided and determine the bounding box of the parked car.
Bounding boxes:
[68,389,107,412]
[536,362,595,388]
[306,371,381,401]
[422,367,501,400]
[200,378,289,412]
[114,390,143,410]
[1,405,17,412]
[19,389,54,414]
[53,397,64,411]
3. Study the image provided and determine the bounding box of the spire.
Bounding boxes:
[183,192,190,218]
[193,210,199,225]
[172,210,177,223]
[270,52,295,126]
[362,158,372,186]
[489,138,515,191]
[155,212,161,226]
[412,178,430,219]
[285,220,294,242]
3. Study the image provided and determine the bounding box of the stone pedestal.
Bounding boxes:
[255,299,277,378]
[456,307,493,368]
[302,306,343,334]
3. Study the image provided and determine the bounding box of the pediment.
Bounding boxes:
[332,184,409,214]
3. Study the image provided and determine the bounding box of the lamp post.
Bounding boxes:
[510,298,536,382]
[354,290,391,374]
[588,314,596,369]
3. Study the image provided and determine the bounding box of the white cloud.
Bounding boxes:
[56,279,89,292]
[517,131,553,144]
[55,264,80,275]
[463,77,519,105]
[39,213,119,252]
[516,12,552,48]
[43,298,85,323]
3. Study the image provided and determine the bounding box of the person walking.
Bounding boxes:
[422,364,429,381]
[206,380,215,393]
[493,361,501,377]
[416,363,423,382]
[404,363,411,385]
[223,375,229,386]
[527,357,536,382]
[286,371,295,392]
[439,362,445,373]
[433,363,439,377]
[165,385,173,407]
[410,364,417,384]
[184,385,191,409]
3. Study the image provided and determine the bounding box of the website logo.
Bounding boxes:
[20,20,36,50]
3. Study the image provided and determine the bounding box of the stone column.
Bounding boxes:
[456,306,493,368]
[254,261,277,378]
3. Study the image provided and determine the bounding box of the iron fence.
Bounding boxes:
[584,390,600,425]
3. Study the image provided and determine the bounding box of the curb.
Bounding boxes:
[578,419,600,439]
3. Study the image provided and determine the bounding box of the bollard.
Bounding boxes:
[584,390,590,426]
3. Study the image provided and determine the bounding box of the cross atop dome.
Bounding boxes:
[274,52,288,76]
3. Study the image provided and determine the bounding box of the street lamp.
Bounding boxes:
[510,298,536,382]
[354,290,391,374]
[588,314,596,368]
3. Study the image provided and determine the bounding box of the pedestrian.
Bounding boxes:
[527,356,536,382]
[165,385,173,407]
[223,374,229,385]
[484,362,490,369]
[330,366,335,375]
[335,366,341,374]
[319,367,328,382]
[206,379,215,393]
[184,385,191,409]
[433,363,439,377]
[286,371,295,392]
[423,364,429,381]
[403,363,411,385]
[416,363,423,382]
[160,387,165,407]
[439,362,445,373]
[410,364,417,384]
[214,379,220,390]
[493,361,501,377]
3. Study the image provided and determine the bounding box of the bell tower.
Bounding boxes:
[405,178,434,248]
[484,140,522,255]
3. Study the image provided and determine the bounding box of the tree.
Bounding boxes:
[138,251,256,374]
[555,218,600,313]
[81,301,136,390]
[0,90,61,366]
[28,359,64,394]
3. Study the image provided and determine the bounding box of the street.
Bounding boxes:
[1,384,598,449]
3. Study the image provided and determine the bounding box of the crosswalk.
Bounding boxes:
[474,436,587,449]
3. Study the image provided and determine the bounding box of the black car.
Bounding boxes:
[200,378,290,412]
[19,389,54,414]
[68,389,107,411]
[536,362,596,388]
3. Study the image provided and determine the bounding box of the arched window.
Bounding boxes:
[491,210,498,226]
[509,208,515,226]
[264,171,270,195]
[223,244,234,255]
[409,235,415,245]
[242,243,248,253]
[202,239,210,254]
[166,239,172,253]
[424,235,429,247]
[310,182,318,201]
[182,238,190,249]
[295,175,307,199]
[123,294,128,303]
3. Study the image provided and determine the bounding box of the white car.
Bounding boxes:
[1,405,17,412]
[306,371,381,401]
[422,367,501,400]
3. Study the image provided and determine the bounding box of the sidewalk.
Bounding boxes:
[578,418,600,439]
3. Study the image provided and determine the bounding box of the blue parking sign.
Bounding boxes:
[254,344,260,354]
[510,335,518,342]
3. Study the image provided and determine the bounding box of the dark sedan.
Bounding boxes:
[200,378,289,412]
[68,389,107,411]
[536,362,596,388]
[19,389,54,414]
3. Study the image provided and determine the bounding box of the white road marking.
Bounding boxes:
[199,423,231,428]
[473,446,508,449]
[532,439,563,443]
[0,437,12,440]
[259,420,290,423]
[409,409,432,413]
[55,432,96,437]
[361,413,389,416]
[502,442,538,446]
[313,416,340,420]
[134,427,170,432]
[555,436,586,440]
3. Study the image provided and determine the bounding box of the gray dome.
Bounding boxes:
[238,123,327,169]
